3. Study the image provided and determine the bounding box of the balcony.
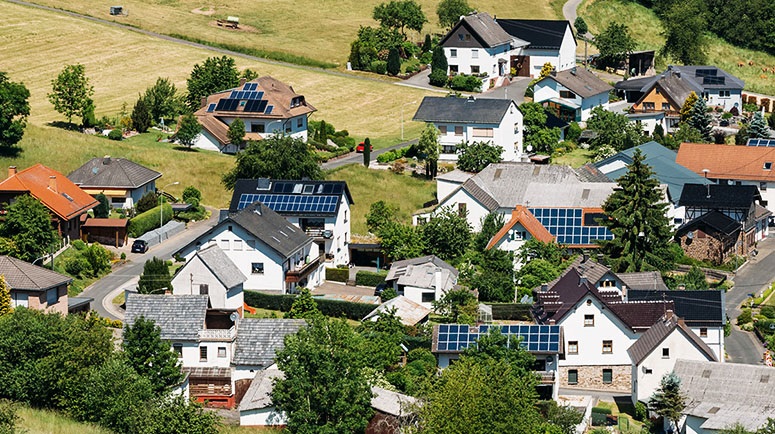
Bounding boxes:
[286,253,324,283]
[536,371,556,384]
[198,326,237,341]
[304,228,333,239]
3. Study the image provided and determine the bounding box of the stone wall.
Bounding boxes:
[560,365,631,392]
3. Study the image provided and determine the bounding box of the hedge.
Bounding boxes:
[486,303,533,321]
[355,270,388,287]
[244,290,376,321]
[128,203,173,238]
[325,267,349,283]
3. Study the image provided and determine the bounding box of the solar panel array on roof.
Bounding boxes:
[243,83,258,91]
[237,193,338,213]
[215,99,240,111]
[229,90,265,100]
[271,182,344,195]
[747,138,775,147]
[695,69,717,77]
[244,99,268,113]
[529,208,613,245]
[436,324,561,353]
[702,76,725,85]
[265,105,273,115]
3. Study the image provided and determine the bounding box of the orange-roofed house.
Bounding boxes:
[676,142,775,216]
[0,165,98,241]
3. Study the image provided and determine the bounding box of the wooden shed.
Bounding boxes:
[81,218,129,247]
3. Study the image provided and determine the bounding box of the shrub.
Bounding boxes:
[591,406,612,415]
[391,161,405,174]
[136,191,158,214]
[761,305,775,319]
[243,290,375,320]
[71,239,87,251]
[370,60,388,75]
[738,308,753,325]
[634,401,648,421]
[107,129,123,141]
[182,185,201,204]
[449,74,482,92]
[64,256,90,278]
[128,203,173,238]
[355,270,388,287]
[0,399,21,434]
[120,252,126,260]
[83,244,112,277]
[325,267,349,282]
[566,122,582,143]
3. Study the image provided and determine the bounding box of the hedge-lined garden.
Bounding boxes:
[244,290,376,321]
[127,203,172,238]
[325,267,349,283]
[355,270,388,287]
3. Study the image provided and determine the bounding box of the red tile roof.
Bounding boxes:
[676,143,775,182]
[0,164,98,220]
[486,205,554,249]
[82,218,130,228]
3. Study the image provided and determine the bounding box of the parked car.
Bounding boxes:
[374,282,388,297]
[131,239,148,253]
[356,142,373,153]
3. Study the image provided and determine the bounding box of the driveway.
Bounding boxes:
[322,139,419,171]
[727,237,775,364]
[479,77,531,103]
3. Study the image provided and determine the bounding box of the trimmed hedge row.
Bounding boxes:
[128,203,173,238]
[244,290,375,321]
[486,303,533,321]
[355,270,388,287]
[325,267,349,282]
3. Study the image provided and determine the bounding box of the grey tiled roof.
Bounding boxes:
[124,294,208,341]
[617,272,668,291]
[229,202,312,259]
[627,313,717,365]
[0,255,72,291]
[371,387,418,417]
[238,369,285,412]
[413,96,516,124]
[386,256,458,293]
[363,296,431,326]
[232,318,307,367]
[521,182,616,207]
[440,12,525,48]
[194,245,247,289]
[538,68,612,99]
[67,157,161,189]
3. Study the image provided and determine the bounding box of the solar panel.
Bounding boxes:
[529,208,613,246]
[702,76,725,85]
[747,138,775,147]
[237,193,339,214]
[206,103,216,113]
[265,105,273,114]
[436,324,562,353]
[695,68,717,77]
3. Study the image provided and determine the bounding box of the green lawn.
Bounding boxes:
[326,164,437,235]
[552,148,593,168]
[578,0,775,95]
[17,406,112,434]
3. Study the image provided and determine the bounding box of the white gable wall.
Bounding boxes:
[444,43,512,78]
[240,407,287,427]
[171,255,244,311]
[431,103,523,163]
[689,326,724,362]
[434,188,491,231]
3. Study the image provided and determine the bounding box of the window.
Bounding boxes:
[344,210,348,222]
[218,347,227,358]
[465,34,471,41]
[643,102,655,111]
[233,240,243,251]
[12,292,28,308]
[173,344,183,358]
[458,203,467,218]
[514,123,520,134]
[764,162,772,170]
[662,103,671,111]
[470,65,480,74]
[458,33,465,41]
[603,340,613,353]
[471,49,478,59]
[559,90,576,99]
[662,348,670,358]
[454,126,464,136]
[644,367,653,374]
[220,240,229,250]
[297,118,303,128]
[568,341,578,354]
[199,284,209,295]
[600,280,615,288]
[700,328,708,338]
[441,144,457,154]
[584,314,595,327]
[251,123,265,133]
[568,369,578,385]
[251,263,265,274]
[602,369,613,384]
[449,65,458,73]
[438,125,448,134]
[421,292,435,303]
[702,91,709,100]
[719,90,730,98]
[450,49,457,58]
[200,346,208,361]
[472,128,494,137]
[655,88,661,95]
[760,182,768,191]
[46,288,58,305]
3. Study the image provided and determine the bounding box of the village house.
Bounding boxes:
[533,67,612,122]
[0,255,75,315]
[171,244,247,315]
[363,295,431,326]
[193,76,315,153]
[67,156,161,210]
[228,179,353,266]
[384,255,458,308]
[412,96,524,162]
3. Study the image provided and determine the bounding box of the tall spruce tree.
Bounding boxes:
[429,46,448,87]
[597,149,674,272]
[687,96,713,142]
[387,48,401,76]
[748,111,771,139]
[649,372,686,432]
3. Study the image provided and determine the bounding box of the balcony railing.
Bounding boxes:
[198,326,237,341]
[286,253,324,283]
[536,371,555,384]
[304,228,333,239]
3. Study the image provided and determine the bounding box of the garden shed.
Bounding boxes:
[80,218,129,247]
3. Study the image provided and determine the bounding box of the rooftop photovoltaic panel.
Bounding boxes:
[243,82,258,91]
[695,69,717,77]
[529,208,613,246]
[237,194,339,214]
[436,324,561,353]
[206,103,216,113]
[702,76,725,85]
[215,98,240,111]
[747,138,775,147]
[265,105,274,114]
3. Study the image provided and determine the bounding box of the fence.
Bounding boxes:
[138,220,186,248]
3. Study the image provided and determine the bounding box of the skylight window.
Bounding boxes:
[764,162,772,170]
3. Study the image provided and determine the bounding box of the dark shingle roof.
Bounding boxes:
[679,184,761,209]
[228,179,353,214]
[226,202,312,259]
[67,157,161,189]
[0,255,72,291]
[675,211,741,237]
[193,245,247,289]
[615,66,744,93]
[124,294,208,341]
[537,68,612,99]
[439,12,522,48]
[413,96,516,124]
[497,19,573,50]
[232,318,307,366]
[627,289,725,327]
[627,313,717,365]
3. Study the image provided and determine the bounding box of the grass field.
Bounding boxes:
[552,148,593,168]
[326,165,437,235]
[578,0,775,95]
[0,0,432,146]
[18,0,559,66]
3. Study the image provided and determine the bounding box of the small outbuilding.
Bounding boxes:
[80,217,129,247]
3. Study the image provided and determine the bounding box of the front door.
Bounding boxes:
[511,55,530,77]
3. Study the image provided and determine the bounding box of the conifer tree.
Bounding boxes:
[680,91,698,122]
[286,287,321,320]
[748,111,771,139]
[0,275,11,316]
[649,372,686,432]
[687,96,712,142]
[387,48,401,76]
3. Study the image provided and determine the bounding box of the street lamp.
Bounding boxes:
[159,182,179,243]
[401,100,417,141]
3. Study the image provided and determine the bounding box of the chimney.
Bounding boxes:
[579,275,588,286]
[200,97,207,109]
[103,155,111,165]
[239,77,246,87]
[8,166,16,178]
[541,284,548,292]
[582,253,589,263]
[622,285,628,299]
[48,176,57,194]
[549,319,555,325]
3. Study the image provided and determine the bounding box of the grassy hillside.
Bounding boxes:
[17,0,560,66]
[578,0,775,95]
[0,0,432,145]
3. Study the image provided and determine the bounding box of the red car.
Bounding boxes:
[356,142,373,153]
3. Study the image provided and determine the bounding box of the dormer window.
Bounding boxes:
[764,162,772,170]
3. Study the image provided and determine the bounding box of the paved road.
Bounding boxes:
[322,139,419,171]
[562,0,593,39]
[479,77,531,103]
[727,237,775,364]
[81,210,220,320]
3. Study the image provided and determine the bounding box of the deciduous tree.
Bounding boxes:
[366,200,398,234]
[222,135,323,189]
[432,287,478,323]
[176,113,201,148]
[48,64,94,126]
[456,141,503,173]
[474,212,504,252]
[378,221,425,261]
[0,194,57,262]
[0,275,11,317]
[520,102,561,154]
[123,316,183,394]
[574,17,588,37]
[143,78,183,124]
[661,0,708,65]
[594,22,636,68]
[587,106,644,150]
[436,0,473,30]
[373,0,427,39]
[422,206,472,261]
[227,119,245,148]
[417,122,440,178]
[0,72,30,155]
[185,56,240,111]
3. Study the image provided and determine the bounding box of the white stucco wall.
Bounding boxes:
[280,197,351,266]
[431,103,523,162]
[240,407,287,427]
[171,255,244,311]
[437,178,466,202]
[706,89,742,111]
[444,44,513,77]
[433,187,492,232]
[690,326,725,363]
[175,340,234,369]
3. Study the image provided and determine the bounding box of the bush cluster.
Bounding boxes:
[62,243,113,279]
[377,145,416,163]
[128,203,173,238]
[449,74,483,92]
[355,270,388,287]
[325,267,349,282]
[244,290,376,321]
[107,129,123,141]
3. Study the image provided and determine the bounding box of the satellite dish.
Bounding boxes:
[687,231,694,240]
[229,312,239,322]
[642,365,650,374]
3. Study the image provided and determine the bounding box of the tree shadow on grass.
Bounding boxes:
[613,396,636,417]
[0,146,23,158]
[46,121,79,131]
[172,146,199,152]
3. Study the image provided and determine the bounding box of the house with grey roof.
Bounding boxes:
[672,359,775,434]
[67,156,161,210]
[413,96,523,162]
[171,245,247,314]
[175,201,323,294]
[627,312,717,405]
[534,67,613,122]
[0,255,73,316]
[231,318,306,383]
[385,255,459,308]
[363,295,431,326]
